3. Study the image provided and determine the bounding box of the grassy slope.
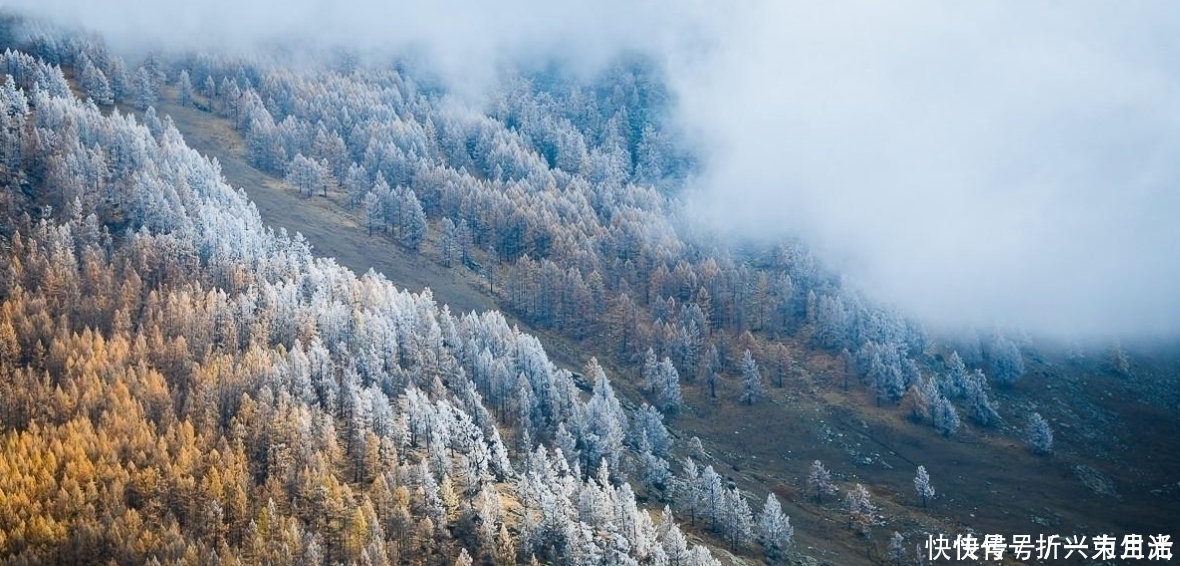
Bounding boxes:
[149,98,1180,565]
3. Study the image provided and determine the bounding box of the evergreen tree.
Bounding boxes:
[637,437,671,492]
[703,344,720,398]
[869,344,905,405]
[888,532,907,566]
[940,350,969,399]
[364,192,383,235]
[720,487,753,550]
[662,520,689,566]
[699,465,724,531]
[807,460,837,504]
[1024,412,1054,455]
[990,335,1025,387]
[632,404,671,457]
[176,69,194,107]
[79,56,113,105]
[642,347,660,394]
[583,359,627,479]
[756,493,793,561]
[678,458,703,526]
[913,465,935,508]
[964,369,1001,427]
[344,162,370,208]
[397,189,427,250]
[657,357,682,413]
[931,394,960,438]
[687,436,706,462]
[739,349,765,405]
[845,484,875,535]
[439,217,458,267]
[286,153,329,198]
[133,66,156,110]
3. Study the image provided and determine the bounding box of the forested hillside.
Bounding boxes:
[1,12,1178,566]
[0,30,747,565]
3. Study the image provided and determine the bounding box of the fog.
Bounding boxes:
[10,0,1180,341]
[6,0,704,98]
[671,3,1180,341]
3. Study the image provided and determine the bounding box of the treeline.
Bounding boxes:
[0,12,1081,564]
[136,26,1047,441]
[0,33,744,565]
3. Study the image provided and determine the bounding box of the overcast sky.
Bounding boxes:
[9,0,1180,341]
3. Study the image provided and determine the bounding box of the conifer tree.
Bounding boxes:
[931,394,960,438]
[888,532,907,566]
[845,484,875,535]
[757,493,793,561]
[177,69,194,107]
[913,465,935,508]
[739,349,765,405]
[133,66,156,110]
[807,460,837,504]
[1024,412,1054,455]
[990,335,1025,387]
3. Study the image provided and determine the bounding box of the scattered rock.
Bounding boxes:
[1074,464,1119,499]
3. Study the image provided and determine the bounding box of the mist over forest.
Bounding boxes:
[0,4,1177,566]
[11,0,1180,341]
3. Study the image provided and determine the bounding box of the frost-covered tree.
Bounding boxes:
[913,465,934,508]
[555,422,579,468]
[699,465,724,531]
[583,359,627,478]
[888,532,907,566]
[657,357,682,413]
[455,548,473,566]
[931,394,960,438]
[703,344,720,398]
[807,460,837,504]
[632,404,671,457]
[756,493,793,560]
[845,484,875,535]
[133,66,156,110]
[904,376,940,424]
[686,545,721,566]
[661,519,689,566]
[643,348,660,394]
[642,350,681,413]
[678,458,704,526]
[720,487,753,550]
[1109,339,1131,376]
[286,153,328,197]
[637,437,672,492]
[870,347,905,406]
[964,369,1001,428]
[79,56,113,105]
[343,162,369,207]
[739,349,765,405]
[364,192,383,235]
[203,74,215,98]
[939,351,969,399]
[176,69,193,107]
[397,189,428,250]
[990,335,1025,387]
[687,436,706,462]
[439,217,458,267]
[1024,412,1053,455]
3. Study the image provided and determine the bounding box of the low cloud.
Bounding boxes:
[11,0,1180,340]
[673,2,1180,341]
[8,0,698,97]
